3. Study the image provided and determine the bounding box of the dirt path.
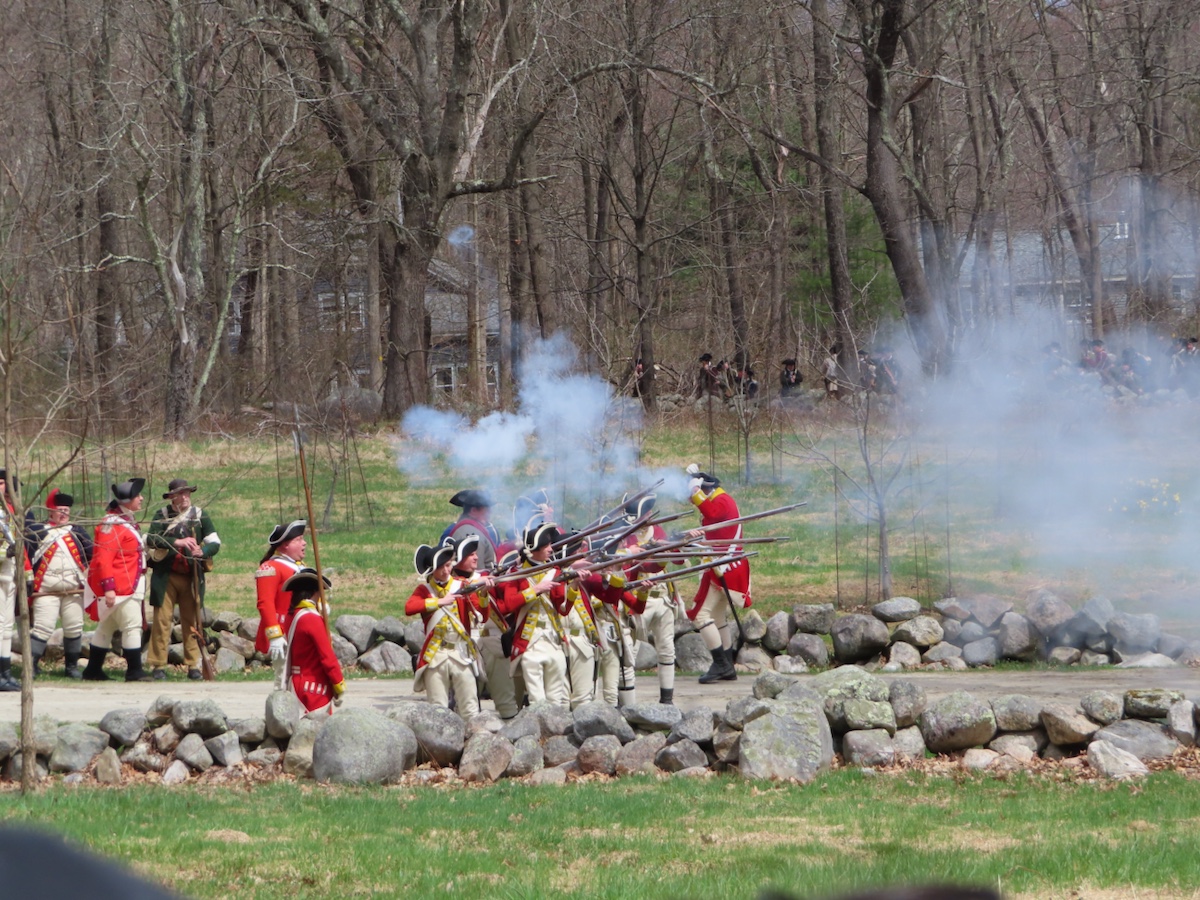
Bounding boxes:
[2,666,1197,725]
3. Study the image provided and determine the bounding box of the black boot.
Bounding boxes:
[699,646,734,684]
[659,688,674,705]
[720,646,739,681]
[124,648,152,682]
[81,647,110,681]
[63,636,83,679]
[28,637,46,678]
[0,658,18,691]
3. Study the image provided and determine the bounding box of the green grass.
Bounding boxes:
[4,772,1200,898]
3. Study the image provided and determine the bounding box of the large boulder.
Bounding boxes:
[312,709,417,784]
[1040,705,1100,746]
[49,724,110,774]
[666,707,714,747]
[573,701,636,744]
[674,632,711,674]
[1087,740,1149,780]
[810,666,890,732]
[956,595,1012,629]
[656,739,709,773]
[991,695,1042,733]
[358,642,413,674]
[621,703,683,733]
[1092,720,1181,761]
[282,716,325,778]
[842,729,895,767]
[842,699,896,735]
[735,645,774,673]
[386,702,467,767]
[175,733,214,771]
[923,642,962,663]
[740,609,768,644]
[1024,589,1074,640]
[763,611,794,652]
[265,691,302,740]
[172,700,228,737]
[1124,689,1184,720]
[577,735,622,776]
[787,633,829,668]
[99,709,147,748]
[334,614,380,655]
[793,603,836,635]
[616,733,668,776]
[505,736,544,778]
[871,597,922,623]
[891,616,943,649]
[738,697,834,782]
[1070,596,1114,640]
[961,637,1000,668]
[997,613,1037,660]
[919,691,997,753]
[330,634,359,669]
[1080,690,1124,725]
[458,732,514,783]
[371,616,408,647]
[829,615,890,664]
[204,731,243,767]
[889,681,927,729]
[1107,612,1161,655]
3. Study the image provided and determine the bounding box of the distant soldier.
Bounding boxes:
[145,478,221,681]
[281,567,344,714]
[25,488,92,678]
[254,520,306,691]
[82,478,151,682]
[406,537,490,718]
[494,523,571,706]
[696,353,722,398]
[683,464,751,685]
[441,489,500,572]
[822,346,842,400]
[780,358,802,399]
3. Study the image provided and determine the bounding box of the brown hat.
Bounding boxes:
[163,478,197,499]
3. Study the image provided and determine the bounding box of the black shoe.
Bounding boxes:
[187,668,202,681]
[699,647,735,684]
[659,688,674,705]
[64,664,83,680]
[63,637,82,679]
[81,650,110,681]
[124,650,152,683]
[0,659,18,691]
[28,638,46,678]
[151,668,167,681]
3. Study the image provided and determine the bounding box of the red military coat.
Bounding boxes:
[579,572,647,618]
[404,579,486,671]
[87,512,145,618]
[254,554,303,653]
[494,564,570,658]
[284,602,344,712]
[688,487,751,618]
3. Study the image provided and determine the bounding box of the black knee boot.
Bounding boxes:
[28,636,47,677]
[63,636,83,679]
[124,648,152,682]
[659,688,674,705]
[81,646,110,681]
[0,658,18,691]
[699,646,734,684]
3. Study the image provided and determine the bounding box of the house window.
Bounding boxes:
[434,367,454,393]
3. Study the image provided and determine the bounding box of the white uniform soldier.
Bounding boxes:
[561,581,601,710]
[405,537,492,719]
[26,489,93,678]
[619,494,681,705]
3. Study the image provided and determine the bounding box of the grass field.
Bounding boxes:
[4,770,1200,899]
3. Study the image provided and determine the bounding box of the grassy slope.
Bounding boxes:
[4,772,1200,899]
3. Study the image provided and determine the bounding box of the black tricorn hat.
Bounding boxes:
[450,488,492,510]
[699,352,713,362]
[414,540,456,577]
[112,478,146,503]
[695,471,721,491]
[497,549,520,571]
[523,522,562,552]
[268,519,306,548]
[282,567,331,595]
[623,492,656,523]
[46,488,74,508]
[163,478,197,499]
[782,358,797,366]
[453,534,480,565]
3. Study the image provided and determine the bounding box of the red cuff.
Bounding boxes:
[100,577,115,592]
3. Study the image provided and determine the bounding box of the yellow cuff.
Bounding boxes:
[264,625,284,641]
[476,593,490,608]
[426,597,439,612]
[523,587,536,603]
[332,681,345,697]
[606,573,626,589]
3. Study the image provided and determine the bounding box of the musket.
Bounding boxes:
[580,536,695,571]
[294,422,332,638]
[669,502,807,539]
[496,548,592,583]
[694,535,792,546]
[546,513,639,552]
[575,479,665,534]
[631,552,757,586]
[591,509,693,554]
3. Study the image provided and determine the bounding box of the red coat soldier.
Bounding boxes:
[255,520,306,691]
[281,568,344,714]
[683,464,751,684]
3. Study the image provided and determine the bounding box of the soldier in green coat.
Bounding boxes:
[145,479,221,680]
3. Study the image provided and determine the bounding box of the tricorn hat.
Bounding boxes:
[267,519,306,548]
[699,352,713,362]
[163,478,197,499]
[414,539,456,577]
[453,534,480,565]
[523,522,562,552]
[496,549,520,572]
[282,567,331,596]
[782,358,797,367]
[111,478,146,503]
[694,471,720,492]
[46,488,74,509]
[450,488,492,510]
[623,492,656,524]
